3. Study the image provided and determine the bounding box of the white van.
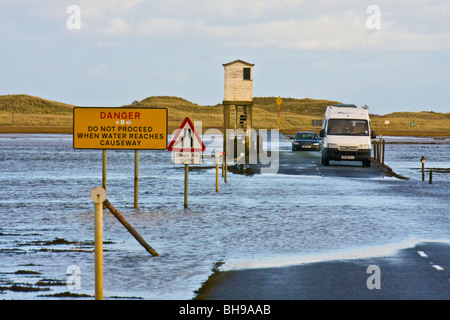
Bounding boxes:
[319,104,376,167]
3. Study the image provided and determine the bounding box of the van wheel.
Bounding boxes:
[363,160,371,167]
[323,157,329,166]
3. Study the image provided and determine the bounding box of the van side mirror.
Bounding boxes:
[319,129,325,138]
[371,131,376,139]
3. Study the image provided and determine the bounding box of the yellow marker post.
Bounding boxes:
[276,96,282,125]
[134,150,139,208]
[184,164,189,208]
[215,152,220,192]
[90,187,107,300]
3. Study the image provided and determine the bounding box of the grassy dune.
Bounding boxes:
[0,95,73,131]
[0,94,448,136]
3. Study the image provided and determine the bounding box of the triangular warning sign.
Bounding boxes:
[167,117,206,152]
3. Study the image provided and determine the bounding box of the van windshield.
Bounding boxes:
[327,119,369,136]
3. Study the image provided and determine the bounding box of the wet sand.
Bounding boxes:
[195,242,450,300]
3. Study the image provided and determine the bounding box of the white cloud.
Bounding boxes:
[81,1,449,51]
[84,64,110,77]
[194,9,450,51]
[105,18,131,35]
[136,18,185,37]
[3,0,446,51]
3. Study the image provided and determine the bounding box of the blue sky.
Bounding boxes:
[1,0,449,115]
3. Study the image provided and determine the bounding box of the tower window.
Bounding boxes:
[243,68,251,80]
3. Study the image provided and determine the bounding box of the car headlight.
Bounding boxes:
[358,144,370,149]
[293,142,299,145]
[327,143,338,149]
[313,142,319,145]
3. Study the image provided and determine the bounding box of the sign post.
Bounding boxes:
[215,152,221,192]
[276,96,282,125]
[168,117,206,208]
[134,150,139,208]
[184,164,189,208]
[90,187,107,300]
[102,150,107,208]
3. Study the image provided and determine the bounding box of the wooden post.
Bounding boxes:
[256,132,260,157]
[421,156,426,181]
[221,152,225,180]
[134,150,139,209]
[215,152,220,192]
[94,201,103,300]
[372,141,376,160]
[184,164,188,208]
[90,187,107,301]
[103,199,159,257]
[377,141,381,163]
[102,150,107,208]
[223,104,230,162]
[382,139,385,165]
[429,170,433,184]
[224,152,227,183]
[379,137,382,163]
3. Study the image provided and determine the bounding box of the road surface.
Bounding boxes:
[197,242,450,300]
[252,145,385,178]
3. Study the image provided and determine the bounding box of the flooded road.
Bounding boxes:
[0,134,449,299]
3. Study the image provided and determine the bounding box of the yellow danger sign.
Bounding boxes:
[73,107,168,149]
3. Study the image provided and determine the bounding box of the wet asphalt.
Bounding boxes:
[198,242,450,300]
[250,142,385,178]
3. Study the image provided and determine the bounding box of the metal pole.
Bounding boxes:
[222,158,224,178]
[102,150,107,208]
[421,156,425,181]
[134,150,139,209]
[224,152,227,183]
[94,201,103,300]
[90,187,106,301]
[372,141,376,160]
[102,150,107,190]
[184,164,188,208]
[257,133,260,158]
[216,153,220,192]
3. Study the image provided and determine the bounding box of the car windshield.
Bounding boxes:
[295,133,317,140]
[327,119,369,136]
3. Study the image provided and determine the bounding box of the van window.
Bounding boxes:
[327,119,369,136]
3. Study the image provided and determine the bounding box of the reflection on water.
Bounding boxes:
[0,134,448,299]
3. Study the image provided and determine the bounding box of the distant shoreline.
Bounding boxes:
[0,126,449,138]
[0,126,73,134]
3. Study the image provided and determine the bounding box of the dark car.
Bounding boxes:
[292,131,321,151]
